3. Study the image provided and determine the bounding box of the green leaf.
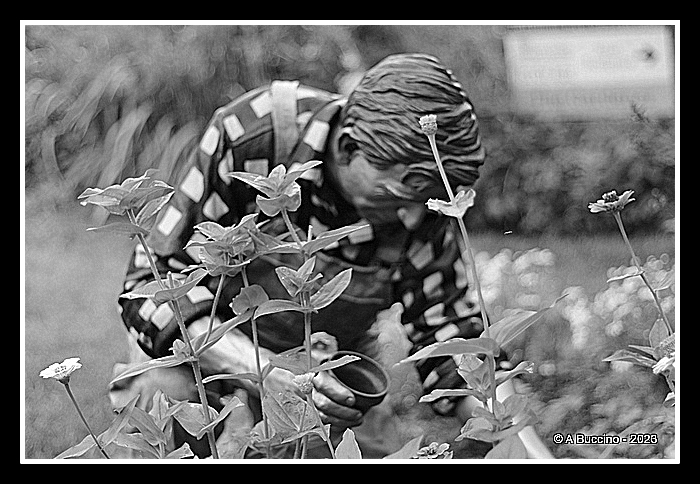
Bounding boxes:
[100,396,140,447]
[483,295,565,352]
[135,187,174,228]
[256,187,301,217]
[310,355,360,374]
[119,184,174,212]
[335,428,362,459]
[267,351,309,376]
[195,395,245,439]
[485,434,528,459]
[128,407,168,447]
[383,435,424,459]
[172,403,219,438]
[418,388,480,403]
[603,349,657,368]
[627,344,657,359]
[193,221,227,239]
[261,346,305,379]
[54,433,97,459]
[494,361,535,387]
[399,337,500,364]
[500,394,530,424]
[283,160,323,188]
[607,270,644,283]
[249,229,298,255]
[456,354,495,403]
[150,269,208,305]
[202,372,260,384]
[119,269,208,305]
[111,432,161,458]
[301,225,365,256]
[649,317,672,349]
[254,299,307,319]
[86,221,149,238]
[228,171,278,197]
[274,257,321,297]
[309,268,352,310]
[110,355,193,386]
[457,416,493,442]
[262,390,323,444]
[231,285,269,315]
[165,442,195,459]
[192,309,253,356]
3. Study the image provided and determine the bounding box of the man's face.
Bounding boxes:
[328,149,428,230]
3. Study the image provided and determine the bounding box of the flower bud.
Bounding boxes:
[293,372,315,395]
[419,114,438,136]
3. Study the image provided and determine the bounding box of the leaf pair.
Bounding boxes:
[185,214,260,276]
[264,345,359,378]
[55,394,194,459]
[79,169,174,237]
[110,309,254,386]
[458,393,537,444]
[229,160,322,217]
[254,258,352,318]
[261,389,326,445]
[120,268,208,305]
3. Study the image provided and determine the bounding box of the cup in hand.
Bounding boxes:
[328,350,390,413]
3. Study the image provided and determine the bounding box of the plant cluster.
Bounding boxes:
[41,160,381,459]
[38,112,675,461]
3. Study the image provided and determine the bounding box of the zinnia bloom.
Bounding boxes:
[419,114,438,136]
[40,357,82,384]
[588,190,635,213]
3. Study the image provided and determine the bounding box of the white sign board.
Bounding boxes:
[503,25,675,119]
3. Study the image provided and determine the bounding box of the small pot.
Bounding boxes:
[328,350,390,413]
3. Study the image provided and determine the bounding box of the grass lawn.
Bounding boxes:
[22,192,676,460]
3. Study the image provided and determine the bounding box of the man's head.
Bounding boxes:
[328,53,486,228]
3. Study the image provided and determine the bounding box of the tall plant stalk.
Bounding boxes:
[280,208,336,459]
[127,209,220,459]
[420,116,490,330]
[612,211,672,335]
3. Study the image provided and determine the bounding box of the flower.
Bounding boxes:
[412,441,453,459]
[419,114,438,136]
[426,188,475,218]
[292,372,315,395]
[40,357,82,384]
[588,190,635,213]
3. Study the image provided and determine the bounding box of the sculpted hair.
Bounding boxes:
[340,53,486,200]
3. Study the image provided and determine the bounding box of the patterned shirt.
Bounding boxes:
[118,81,485,415]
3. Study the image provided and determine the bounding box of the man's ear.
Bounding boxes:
[336,133,357,166]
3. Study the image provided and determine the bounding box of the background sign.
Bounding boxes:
[503,25,675,119]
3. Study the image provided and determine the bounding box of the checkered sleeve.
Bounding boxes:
[396,218,490,416]
[118,88,273,358]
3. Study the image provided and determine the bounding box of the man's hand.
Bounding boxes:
[215,389,256,459]
[311,371,364,429]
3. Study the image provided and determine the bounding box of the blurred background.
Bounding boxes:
[23,23,677,459]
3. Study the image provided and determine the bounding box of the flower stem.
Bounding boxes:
[426,134,489,329]
[281,209,305,248]
[613,212,673,335]
[127,211,219,458]
[63,382,110,459]
[166,273,219,459]
[280,208,332,458]
[240,267,271,454]
[202,273,226,348]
